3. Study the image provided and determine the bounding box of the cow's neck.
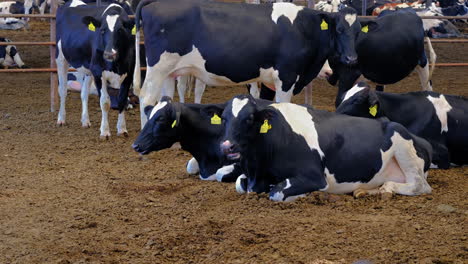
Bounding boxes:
[376,91,413,120]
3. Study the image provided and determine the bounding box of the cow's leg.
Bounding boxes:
[248,82,260,99]
[98,77,111,139]
[80,75,92,128]
[194,78,206,104]
[415,64,433,91]
[275,79,294,103]
[270,175,326,202]
[56,40,69,126]
[116,111,128,137]
[376,85,385,91]
[235,174,248,194]
[139,69,169,128]
[215,163,243,182]
[176,76,188,103]
[162,77,175,99]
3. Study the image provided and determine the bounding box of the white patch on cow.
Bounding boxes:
[344,14,357,26]
[186,157,199,175]
[200,173,217,181]
[270,103,325,158]
[317,60,332,79]
[106,14,118,32]
[102,3,121,14]
[215,164,235,182]
[341,83,366,103]
[416,10,443,31]
[76,66,92,75]
[69,0,86,7]
[232,98,249,117]
[427,95,452,133]
[102,70,127,89]
[270,191,285,201]
[271,3,304,24]
[284,178,292,189]
[235,174,247,194]
[320,132,431,195]
[149,101,167,119]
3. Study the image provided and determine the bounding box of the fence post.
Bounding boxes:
[50,0,58,112]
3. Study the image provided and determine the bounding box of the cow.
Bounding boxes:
[219,95,433,202]
[132,96,243,182]
[336,82,468,168]
[0,37,26,68]
[0,0,36,17]
[133,0,361,128]
[327,8,436,107]
[56,0,135,138]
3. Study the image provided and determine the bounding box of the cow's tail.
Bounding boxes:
[425,37,436,82]
[133,0,158,96]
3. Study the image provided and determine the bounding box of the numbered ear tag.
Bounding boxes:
[259,120,272,134]
[320,19,328,30]
[369,104,378,117]
[361,25,369,33]
[88,22,96,32]
[211,114,221,125]
[171,120,177,128]
[131,25,136,35]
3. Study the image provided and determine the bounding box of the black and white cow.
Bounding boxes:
[327,8,436,107]
[0,37,26,68]
[56,0,135,138]
[220,95,433,201]
[0,0,36,17]
[336,82,468,168]
[134,0,361,127]
[132,96,243,182]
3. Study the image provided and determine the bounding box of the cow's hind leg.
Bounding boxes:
[116,111,128,137]
[176,76,188,103]
[194,78,206,104]
[415,64,433,91]
[56,40,69,126]
[139,69,170,128]
[80,75,92,128]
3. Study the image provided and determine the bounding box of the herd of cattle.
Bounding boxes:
[2,0,467,201]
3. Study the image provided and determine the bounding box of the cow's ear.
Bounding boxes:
[144,105,154,118]
[254,108,277,122]
[201,104,225,123]
[359,20,378,33]
[367,90,380,117]
[160,96,173,103]
[82,16,101,29]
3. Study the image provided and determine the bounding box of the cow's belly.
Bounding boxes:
[158,46,275,87]
[321,157,406,194]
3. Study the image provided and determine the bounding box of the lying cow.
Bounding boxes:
[132,96,242,182]
[336,82,468,168]
[56,0,135,138]
[328,8,436,107]
[220,95,433,201]
[0,37,26,68]
[0,0,36,29]
[134,0,361,128]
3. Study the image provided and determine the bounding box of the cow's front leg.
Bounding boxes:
[215,163,243,182]
[269,175,326,202]
[80,75,92,128]
[116,111,128,137]
[98,77,111,139]
[56,40,69,126]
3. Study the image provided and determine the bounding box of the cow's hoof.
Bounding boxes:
[353,189,368,199]
[117,131,129,137]
[381,192,393,201]
[100,134,111,140]
[82,122,91,128]
[56,120,66,127]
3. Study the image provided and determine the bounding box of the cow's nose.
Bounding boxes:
[132,143,140,152]
[220,140,234,154]
[345,56,358,65]
[104,50,118,61]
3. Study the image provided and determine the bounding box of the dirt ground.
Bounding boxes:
[0,20,467,264]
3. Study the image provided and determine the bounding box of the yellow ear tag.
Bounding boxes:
[88,22,96,32]
[211,114,221,125]
[131,25,136,35]
[259,120,272,134]
[171,120,177,128]
[320,19,328,30]
[369,104,378,117]
[361,25,369,33]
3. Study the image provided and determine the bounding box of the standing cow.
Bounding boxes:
[134,0,361,127]
[220,95,433,201]
[336,82,468,168]
[328,8,436,107]
[56,0,135,138]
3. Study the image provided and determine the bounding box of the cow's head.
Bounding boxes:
[132,97,182,155]
[336,82,381,118]
[323,7,360,65]
[82,4,135,62]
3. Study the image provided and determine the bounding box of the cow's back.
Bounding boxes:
[445,95,468,165]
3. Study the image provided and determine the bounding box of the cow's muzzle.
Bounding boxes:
[221,140,241,160]
[103,50,118,62]
[132,143,149,155]
[344,55,358,65]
